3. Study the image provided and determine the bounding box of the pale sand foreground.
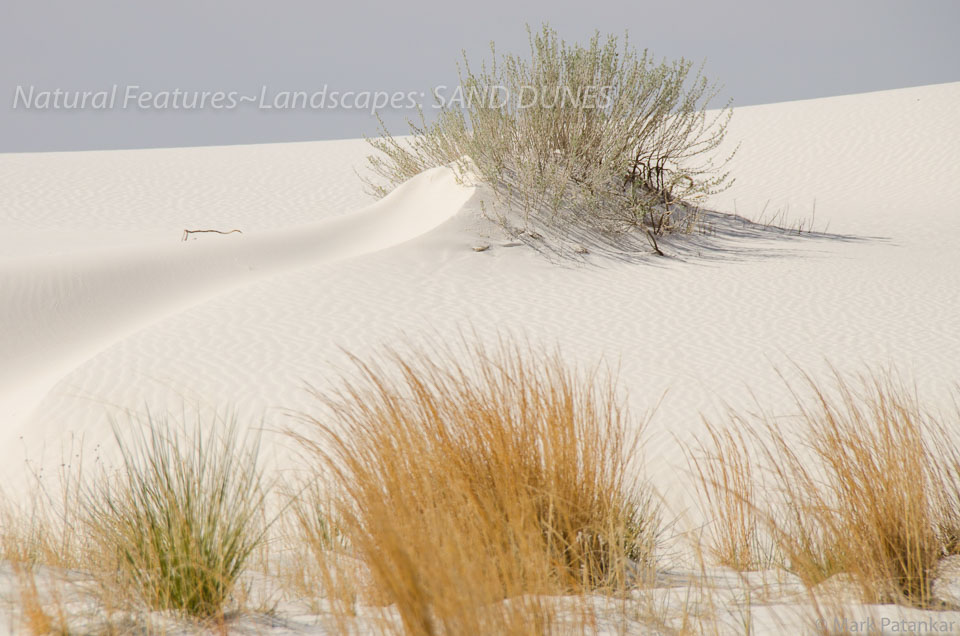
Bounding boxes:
[1,82,959,633]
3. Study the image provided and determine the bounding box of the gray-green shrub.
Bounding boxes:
[365,24,736,235]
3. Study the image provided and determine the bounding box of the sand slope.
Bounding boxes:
[2,80,960,634]
[0,163,475,453]
[4,83,958,476]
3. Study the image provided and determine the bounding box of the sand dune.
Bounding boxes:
[1,81,960,633]
[4,83,957,476]
[0,165,474,449]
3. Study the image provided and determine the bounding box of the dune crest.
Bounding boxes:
[0,164,476,427]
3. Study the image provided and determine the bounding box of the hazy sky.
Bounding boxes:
[2,0,958,153]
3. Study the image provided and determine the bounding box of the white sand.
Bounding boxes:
[2,81,960,633]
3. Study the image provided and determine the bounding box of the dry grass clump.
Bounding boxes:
[366,24,735,239]
[689,425,777,572]
[293,339,660,634]
[276,476,362,614]
[83,412,270,620]
[0,470,85,571]
[931,414,960,558]
[0,457,88,634]
[693,369,960,607]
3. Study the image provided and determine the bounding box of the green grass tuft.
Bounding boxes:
[83,411,269,619]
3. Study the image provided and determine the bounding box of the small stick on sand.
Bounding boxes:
[182,229,243,241]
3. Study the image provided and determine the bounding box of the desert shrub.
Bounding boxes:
[365,24,735,237]
[293,338,660,634]
[83,412,269,619]
[694,369,960,607]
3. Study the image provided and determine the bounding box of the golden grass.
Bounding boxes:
[930,410,960,558]
[0,456,86,633]
[0,454,87,572]
[693,368,960,607]
[1,492,76,634]
[292,338,660,635]
[4,354,959,630]
[276,475,364,616]
[689,424,776,572]
[12,563,60,636]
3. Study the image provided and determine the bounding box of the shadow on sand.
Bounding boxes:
[487,202,877,267]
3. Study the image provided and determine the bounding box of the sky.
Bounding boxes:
[1,0,958,153]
